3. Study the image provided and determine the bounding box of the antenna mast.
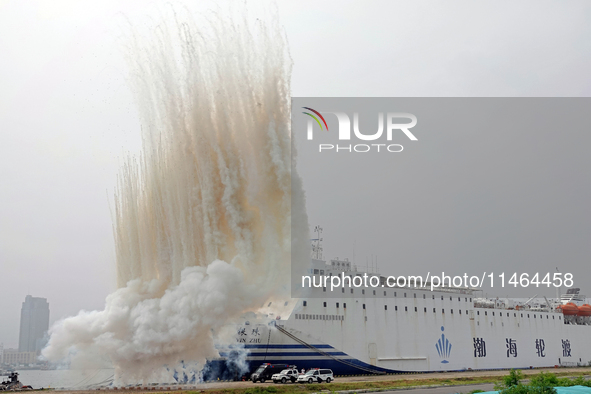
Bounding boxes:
[311,225,323,260]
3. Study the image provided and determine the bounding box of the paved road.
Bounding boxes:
[380,383,496,394]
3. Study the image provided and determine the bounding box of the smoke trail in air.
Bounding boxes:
[42,2,308,384]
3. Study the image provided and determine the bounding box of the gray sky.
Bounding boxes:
[1,0,590,348]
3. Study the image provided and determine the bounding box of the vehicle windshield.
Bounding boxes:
[255,367,265,374]
[304,370,316,375]
[279,370,290,374]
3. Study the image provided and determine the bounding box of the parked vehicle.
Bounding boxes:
[296,368,334,384]
[251,363,292,383]
[272,368,300,383]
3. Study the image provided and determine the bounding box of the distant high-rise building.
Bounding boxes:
[18,295,50,353]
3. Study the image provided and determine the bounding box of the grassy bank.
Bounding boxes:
[184,370,591,394]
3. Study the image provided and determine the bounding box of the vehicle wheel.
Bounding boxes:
[281,377,287,384]
[308,378,313,384]
[260,378,266,383]
[252,379,257,383]
[326,378,331,383]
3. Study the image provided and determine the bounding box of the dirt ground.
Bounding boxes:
[46,366,591,394]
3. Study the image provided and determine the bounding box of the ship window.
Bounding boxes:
[492,312,494,316]
[303,301,307,307]
[514,313,516,317]
[559,316,561,320]
[323,302,327,307]
[470,298,472,302]
[465,298,468,302]
[405,306,408,311]
[458,297,461,301]
[395,306,398,311]
[546,315,548,319]
[373,290,376,295]
[534,314,536,318]
[485,311,487,316]
[394,292,397,297]
[344,303,347,308]
[404,293,407,297]
[507,313,509,317]
[459,310,461,315]
[433,308,436,312]
[528,314,530,318]
[314,269,319,274]
[323,287,326,292]
[491,322,493,326]
[336,302,339,308]
[342,288,345,293]
[466,310,468,314]
[521,313,523,317]
[450,296,452,301]
[477,311,480,315]
[553,316,555,319]
[451,309,453,314]
[414,293,416,298]
[351,289,354,294]
[424,307,427,312]
[362,289,365,295]
[415,307,417,312]
[320,270,324,275]
[385,305,388,311]
[432,295,435,299]
[384,291,387,296]
[363,304,366,309]
[441,296,443,300]
[423,294,426,299]
[442,309,444,313]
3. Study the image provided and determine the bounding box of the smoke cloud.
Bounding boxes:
[42,2,306,384]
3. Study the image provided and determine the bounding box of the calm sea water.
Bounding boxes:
[15,369,115,389]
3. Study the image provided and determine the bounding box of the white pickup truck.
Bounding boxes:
[271,368,300,384]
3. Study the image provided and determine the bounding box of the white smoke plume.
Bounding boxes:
[42,2,308,384]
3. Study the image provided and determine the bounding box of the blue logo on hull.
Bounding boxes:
[435,326,451,363]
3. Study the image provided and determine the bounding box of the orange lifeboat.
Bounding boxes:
[577,304,591,317]
[561,302,579,316]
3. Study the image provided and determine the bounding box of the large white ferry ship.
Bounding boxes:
[205,250,591,380]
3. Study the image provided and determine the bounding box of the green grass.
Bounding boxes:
[493,369,591,394]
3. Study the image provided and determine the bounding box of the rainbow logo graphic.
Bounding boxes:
[302,107,329,131]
